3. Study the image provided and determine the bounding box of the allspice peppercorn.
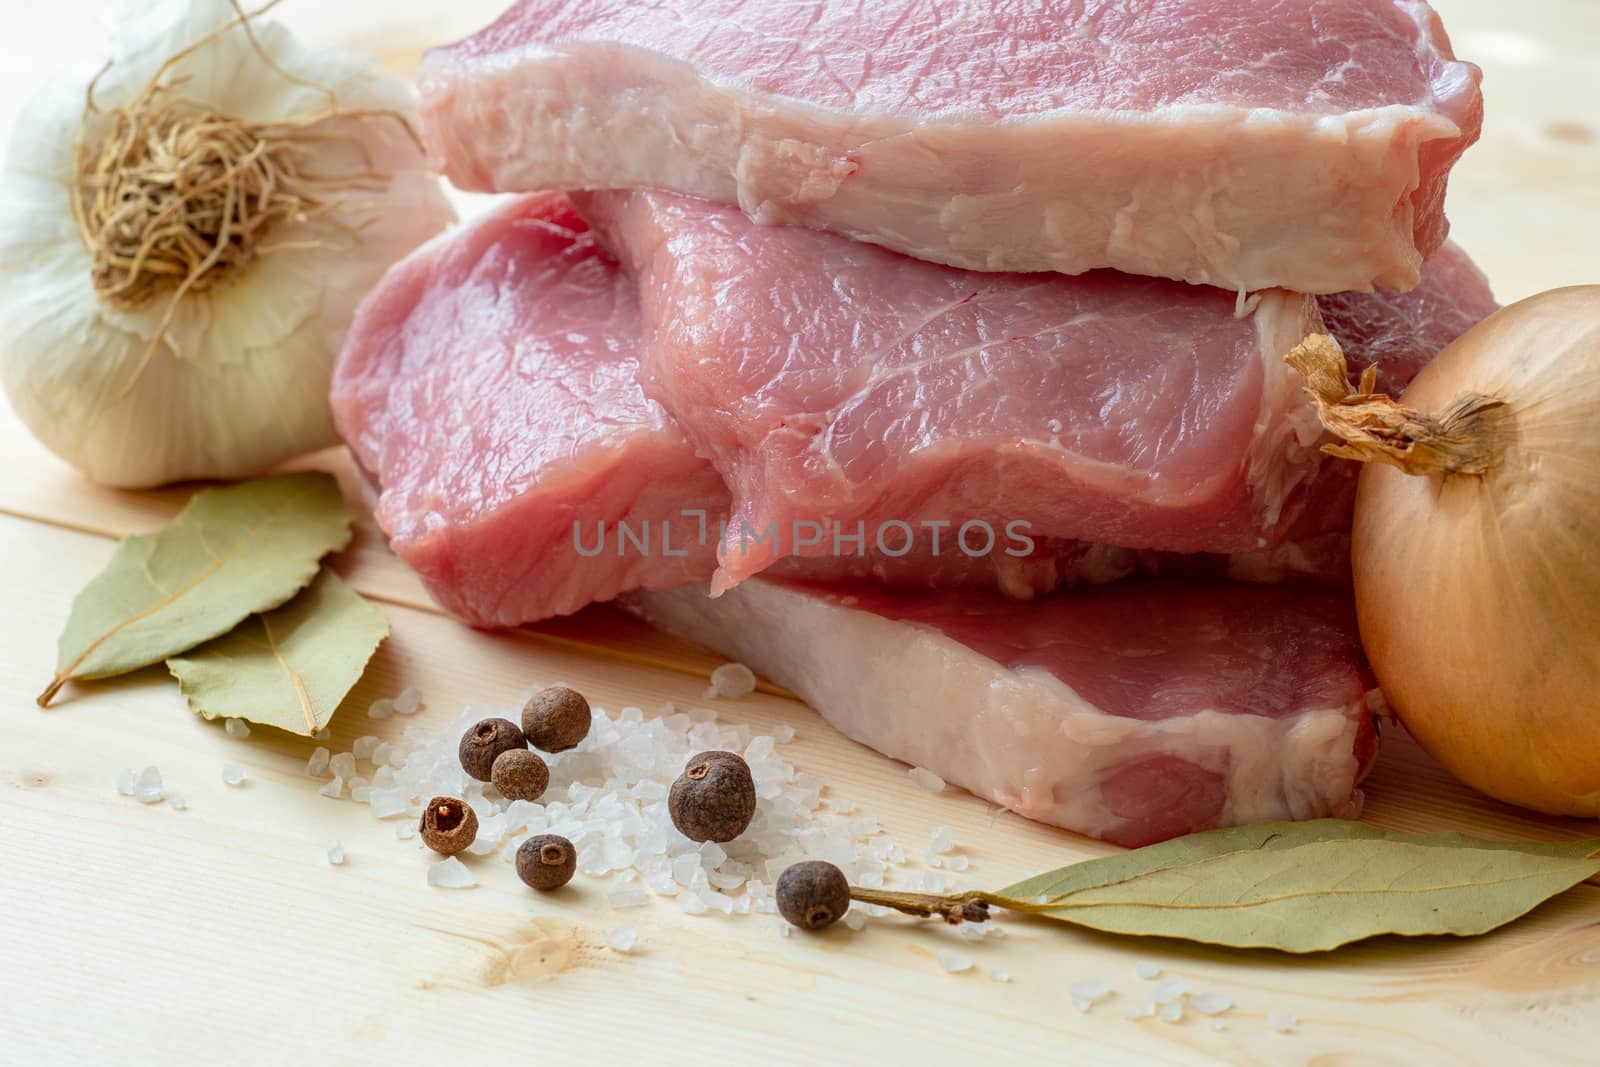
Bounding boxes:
[458,717,526,781]
[419,796,479,855]
[521,686,591,753]
[491,748,549,802]
[668,750,756,843]
[777,861,852,931]
[516,833,577,891]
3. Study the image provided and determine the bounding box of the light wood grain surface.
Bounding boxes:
[2,3,1598,1065]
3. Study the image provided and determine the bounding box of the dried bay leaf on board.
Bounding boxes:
[167,571,389,736]
[998,821,1600,953]
[39,472,352,705]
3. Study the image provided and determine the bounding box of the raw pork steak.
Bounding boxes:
[626,579,1377,846]
[331,192,728,624]
[419,0,1482,293]
[333,190,1494,624]
[581,190,1322,592]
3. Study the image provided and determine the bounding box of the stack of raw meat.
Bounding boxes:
[332,0,1496,845]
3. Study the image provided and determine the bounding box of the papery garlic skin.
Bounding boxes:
[0,0,455,487]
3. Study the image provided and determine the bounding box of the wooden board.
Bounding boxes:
[2,2,1598,1064]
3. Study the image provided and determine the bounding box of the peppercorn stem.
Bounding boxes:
[847,887,1002,924]
[847,885,1090,924]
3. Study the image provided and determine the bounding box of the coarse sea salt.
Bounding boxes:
[988,968,1010,983]
[167,794,187,811]
[327,841,346,865]
[224,718,250,740]
[221,763,246,786]
[930,825,955,853]
[115,768,137,796]
[427,856,475,888]
[368,698,394,720]
[306,747,330,777]
[354,698,903,917]
[1159,1003,1184,1024]
[1270,1012,1298,1034]
[706,662,758,700]
[1189,993,1232,1016]
[606,924,638,952]
[909,767,946,793]
[1151,979,1187,1004]
[936,949,974,974]
[394,687,422,715]
[135,766,163,804]
[319,776,344,799]
[1134,960,1162,980]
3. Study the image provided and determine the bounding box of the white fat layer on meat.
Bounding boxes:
[626,580,1364,843]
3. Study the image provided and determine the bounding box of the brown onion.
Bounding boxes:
[1289,287,1600,815]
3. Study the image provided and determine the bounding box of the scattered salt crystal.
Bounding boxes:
[678,891,708,915]
[306,747,330,777]
[221,763,246,787]
[1189,993,1232,1016]
[224,718,250,740]
[329,753,357,780]
[394,687,422,715]
[778,922,791,938]
[909,767,946,792]
[988,969,1010,983]
[351,785,373,804]
[115,768,137,796]
[606,924,638,952]
[1151,979,1187,1005]
[936,949,973,974]
[352,736,380,760]
[135,766,163,804]
[930,825,955,853]
[371,742,393,767]
[843,910,867,932]
[314,726,331,741]
[946,854,970,871]
[1211,1020,1225,1032]
[610,887,650,909]
[319,776,344,799]
[672,853,701,886]
[1123,1001,1156,1020]
[706,662,757,699]
[1269,1013,1297,1034]
[1071,980,1111,1004]
[427,857,475,888]
[327,841,345,865]
[1159,1003,1184,1024]
[167,795,187,811]
[368,788,410,818]
[1071,983,1112,1013]
[368,698,394,720]
[1134,960,1162,980]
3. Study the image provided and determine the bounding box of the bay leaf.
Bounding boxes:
[39,472,352,705]
[998,821,1600,953]
[167,571,389,736]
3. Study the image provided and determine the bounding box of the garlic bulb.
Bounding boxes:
[0,0,454,486]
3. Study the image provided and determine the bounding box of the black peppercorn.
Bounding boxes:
[458,717,526,781]
[520,686,591,753]
[516,834,577,891]
[668,750,757,843]
[776,861,851,931]
[491,748,549,802]
[419,796,478,855]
